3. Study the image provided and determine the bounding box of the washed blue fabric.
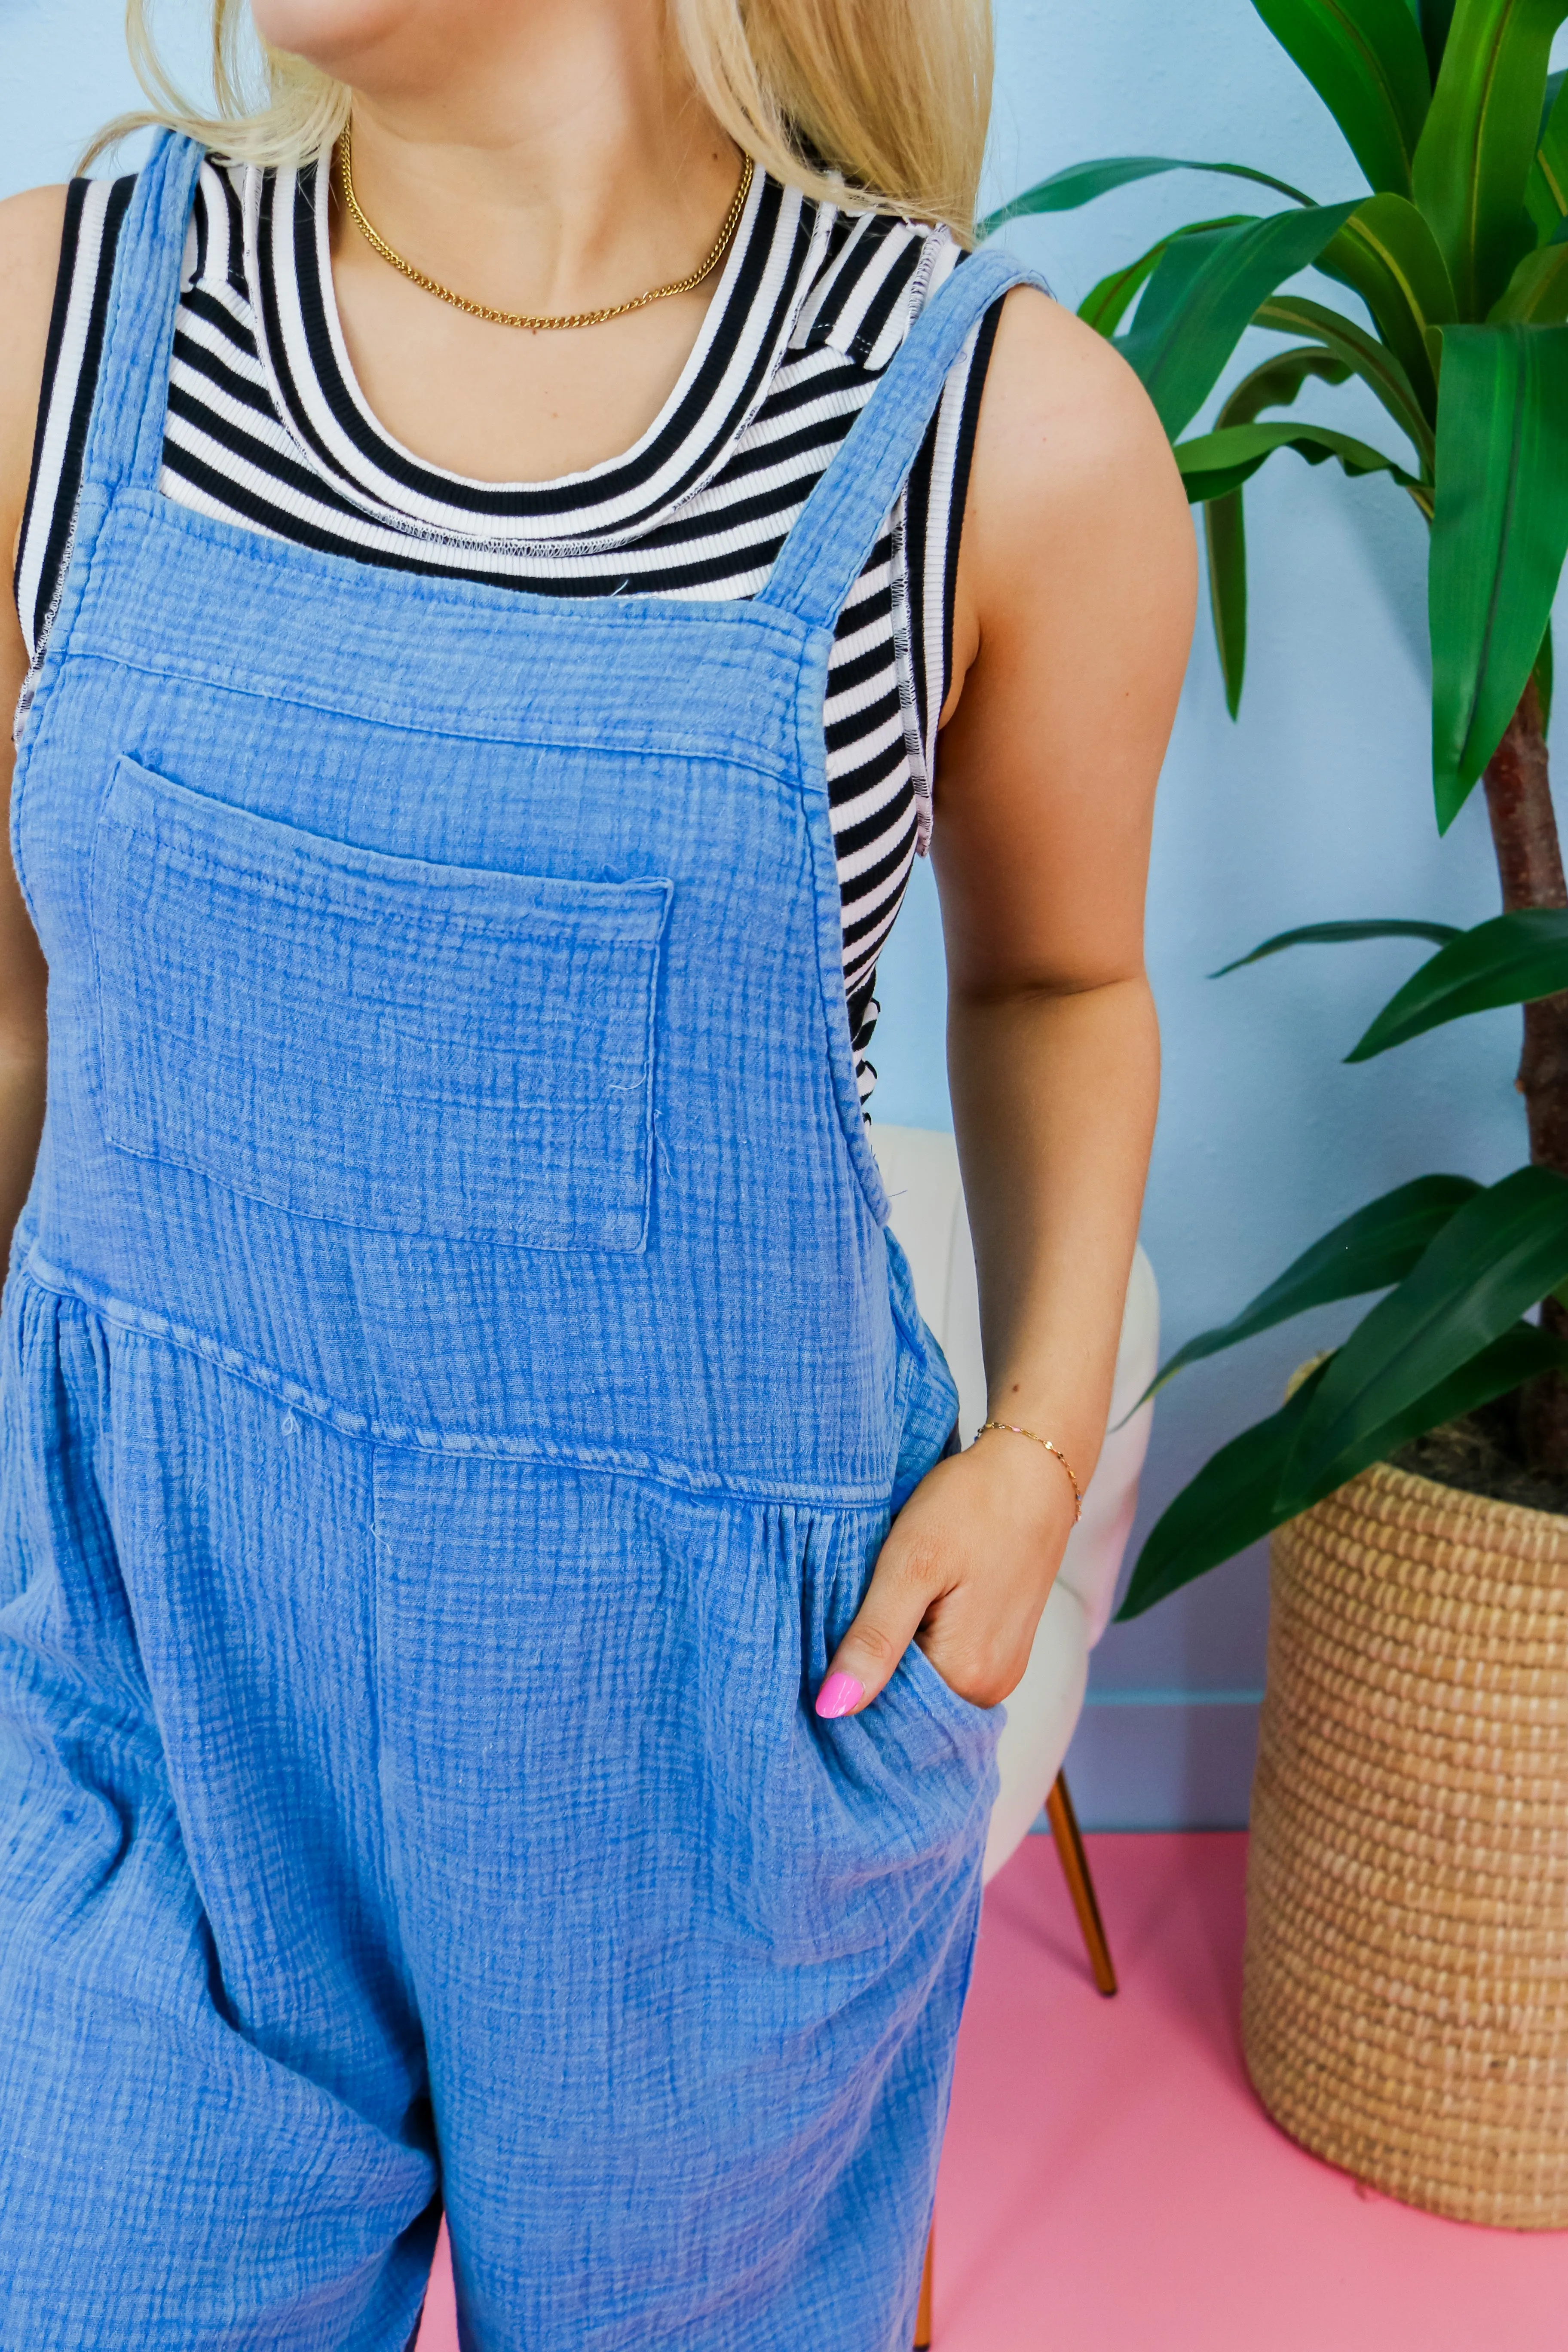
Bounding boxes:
[0,132,1042,2351]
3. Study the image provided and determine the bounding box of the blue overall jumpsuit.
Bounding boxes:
[0,133,1039,2351]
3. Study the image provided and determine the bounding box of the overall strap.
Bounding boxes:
[82,130,206,494]
[756,243,1046,633]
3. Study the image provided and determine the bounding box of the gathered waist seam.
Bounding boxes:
[12,1245,894,1510]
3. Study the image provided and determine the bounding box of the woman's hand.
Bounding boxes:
[815,1431,1078,1717]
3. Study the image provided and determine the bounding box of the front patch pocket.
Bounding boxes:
[92,755,672,1250]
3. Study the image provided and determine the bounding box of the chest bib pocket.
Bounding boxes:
[90,754,672,1251]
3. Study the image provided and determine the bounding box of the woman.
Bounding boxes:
[0,1,1191,2345]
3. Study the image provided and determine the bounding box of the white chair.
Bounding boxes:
[870,1124,1159,2349]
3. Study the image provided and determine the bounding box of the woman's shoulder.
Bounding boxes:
[0,169,143,326]
[3,150,245,354]
[0,181,71,266]
[953,282,1194,688]
[976,282,1179,514]
[0,186,74,567]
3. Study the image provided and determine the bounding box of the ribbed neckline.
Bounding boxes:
[239,153,836,549]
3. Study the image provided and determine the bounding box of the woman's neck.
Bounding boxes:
[331,4,741,327]
[308,0,748,485]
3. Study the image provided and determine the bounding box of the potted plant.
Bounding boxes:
[988,0,1568,2225]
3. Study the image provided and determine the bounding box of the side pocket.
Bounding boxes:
[882,1237,1001,1737]
[91,755,672,1251]
[894,1630,1004,1739]
[746,1504,999,1969]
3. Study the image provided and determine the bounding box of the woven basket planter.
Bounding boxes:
[1242,1458,1568,2227]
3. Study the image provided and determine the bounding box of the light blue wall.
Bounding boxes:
[0,0,196,188]
[3,2,1557,1827]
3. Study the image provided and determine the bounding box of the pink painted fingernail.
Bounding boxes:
[815,1671,864,1720]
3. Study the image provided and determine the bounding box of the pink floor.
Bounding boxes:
[417,1832,1568,2350]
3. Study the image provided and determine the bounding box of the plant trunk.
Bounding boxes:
[1481,677,1568,1478]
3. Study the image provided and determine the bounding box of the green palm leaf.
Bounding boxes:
[1347,906,1568,1054]
[1316,193,1456,410]
[1078,217,1253,337]
[1429,322,1568,827]
[1412,0,1568,316]
[1206,494,1249,716]
[1490,236,1568,317]
[1420,0,1467,77]
[1255,292,1436,460]
[1177,418,1418,502]
[1118,1315,1568,1615]
[1212,916,1461,969]
[978,156,1314,236]
[1417,0,1459,80]
[1140,1173,1480,1399]
[1197,318,1432,707]
[1525,64,1568,230]
[1117,1364,1332,1620]
[1283,1164,1568,1498]
[1251,0,1433,194]
[1120,202,1362,435]
[1195,348,1351,710]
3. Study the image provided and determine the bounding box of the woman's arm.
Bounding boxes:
[0,190,68,1264]
[819,288,1194,1716]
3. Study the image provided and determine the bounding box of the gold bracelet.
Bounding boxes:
[972,1419,1084,1521]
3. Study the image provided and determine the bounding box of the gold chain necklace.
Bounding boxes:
[337,125,754,333]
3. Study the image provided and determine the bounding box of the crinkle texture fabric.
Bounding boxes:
[0,131,1043,2351]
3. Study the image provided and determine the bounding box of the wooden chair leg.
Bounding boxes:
[913,2220,934,2349]
[1045,1768,1118,1997]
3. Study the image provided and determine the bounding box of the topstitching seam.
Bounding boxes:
[15,1253,893,1512]
[87,482,820,643]
[66,646,802,786]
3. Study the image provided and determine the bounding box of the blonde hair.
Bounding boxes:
[85,0,992,242]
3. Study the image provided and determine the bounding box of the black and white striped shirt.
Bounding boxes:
[15,156,1002,1104]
